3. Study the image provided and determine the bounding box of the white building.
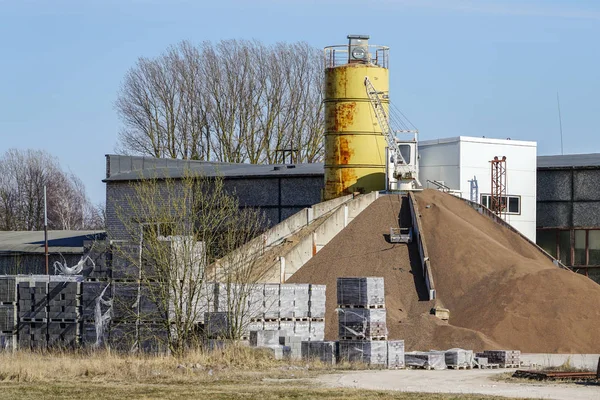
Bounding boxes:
[418,136,537,241]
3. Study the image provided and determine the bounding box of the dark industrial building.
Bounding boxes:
[104,155,325,240]
[536,154,600,282]
[0,230,106,275]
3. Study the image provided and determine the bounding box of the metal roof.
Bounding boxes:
[104,154,325,182]
[537,153,600,169]
[0,230,106,254]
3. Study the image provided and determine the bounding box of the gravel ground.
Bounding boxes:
[317,354,600,400]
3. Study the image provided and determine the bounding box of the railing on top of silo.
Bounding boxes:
[323,45,389,69]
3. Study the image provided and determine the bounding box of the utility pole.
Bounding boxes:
[44,185,49,275]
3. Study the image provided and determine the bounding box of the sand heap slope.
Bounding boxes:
[415,189,600,353]
[287,195,500,351]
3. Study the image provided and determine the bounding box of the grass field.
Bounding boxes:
[0,346,527,399]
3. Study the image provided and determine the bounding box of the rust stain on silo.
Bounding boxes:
[326,102,356,132]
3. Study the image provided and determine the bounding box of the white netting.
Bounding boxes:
[94,283,112,348]
[54,254,94,275]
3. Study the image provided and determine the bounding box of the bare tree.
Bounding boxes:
[116,39,325,164]
[111,171,266,356]
[0,149,100,231]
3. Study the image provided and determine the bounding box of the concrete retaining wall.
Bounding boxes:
[281,192,379,282]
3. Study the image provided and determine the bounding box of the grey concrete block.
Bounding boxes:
[250,330,285,347]
[573,202,600,227]
[537,202,571,228]
[0,305,16,332]
[308,320,325,341]
[0,277,16,303]
[387,340,405,368]
[574,170,600,201]
[279,284,295,319]
[263,284,279,319]
[537,170,572,201]
[204,312,231,338]
[405,352,447,370]
[301,340,337,364]
[293,284,310,318]
[308,284,326,318]
[339,340,388,365]
[294,321,310,341]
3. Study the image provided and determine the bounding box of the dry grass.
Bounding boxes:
[0,347,527,399]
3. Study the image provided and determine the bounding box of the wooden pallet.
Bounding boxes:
[339,336,388,341]
[447,364,473,370]
[337,304,385,309]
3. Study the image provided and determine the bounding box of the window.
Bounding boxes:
[558,230,571,266]
[398,145,411,165]
[480,194,521,215]
[142,222,176,241]
[536,229,600,267]
[537,230,557,258]
[574,230,586,265]
[589,231,600,265]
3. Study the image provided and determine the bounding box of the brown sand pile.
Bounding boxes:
[287,195,501,351]
[414,189,600,353]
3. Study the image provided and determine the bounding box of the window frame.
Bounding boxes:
[480,194,522,215]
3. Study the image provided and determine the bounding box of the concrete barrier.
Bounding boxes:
[408,192,436,301]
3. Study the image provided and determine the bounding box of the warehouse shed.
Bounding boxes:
[536,153,600,282]
[104,155,325,240]
[0,230,106,275]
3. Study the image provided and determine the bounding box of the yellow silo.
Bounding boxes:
[323,35,390,200]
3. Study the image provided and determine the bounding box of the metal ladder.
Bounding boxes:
[364,77,411,177]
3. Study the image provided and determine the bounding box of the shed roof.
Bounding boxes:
[537,153,600,169]
[104,154,325,182]
[0,230,106,254]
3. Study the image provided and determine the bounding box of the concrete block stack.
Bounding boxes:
[17,278,49,350]
[338,309,387,340]
[47,281,80,348]
[336,277,385,307]
[280,335,302,360]
[0,277,17,349]
[442,348,474,369]
[246,283,326,342]
[405,351,447,370]
[387,340,406,369]
[249,329,285,347]
[82,240,111,280]
[204,311,231,338]
[338,341,388,365]
[279,284,295,319]
[477,350,521,367]
[336,277,388,365]
[263,284,280,319]
[301,341,337,364]
[80,281,110,348]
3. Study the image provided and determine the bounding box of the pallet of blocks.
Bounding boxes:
[338,340,388,365]
[387,340,405,369]
[338,308,387,340]
[477,350,521,368]
[405,352,447,370]
[336,277,391,366]
[301,341,336,364]
[337,277,385,307]
[440,348,474,369]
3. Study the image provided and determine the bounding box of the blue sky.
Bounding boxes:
[1,0,599,204]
